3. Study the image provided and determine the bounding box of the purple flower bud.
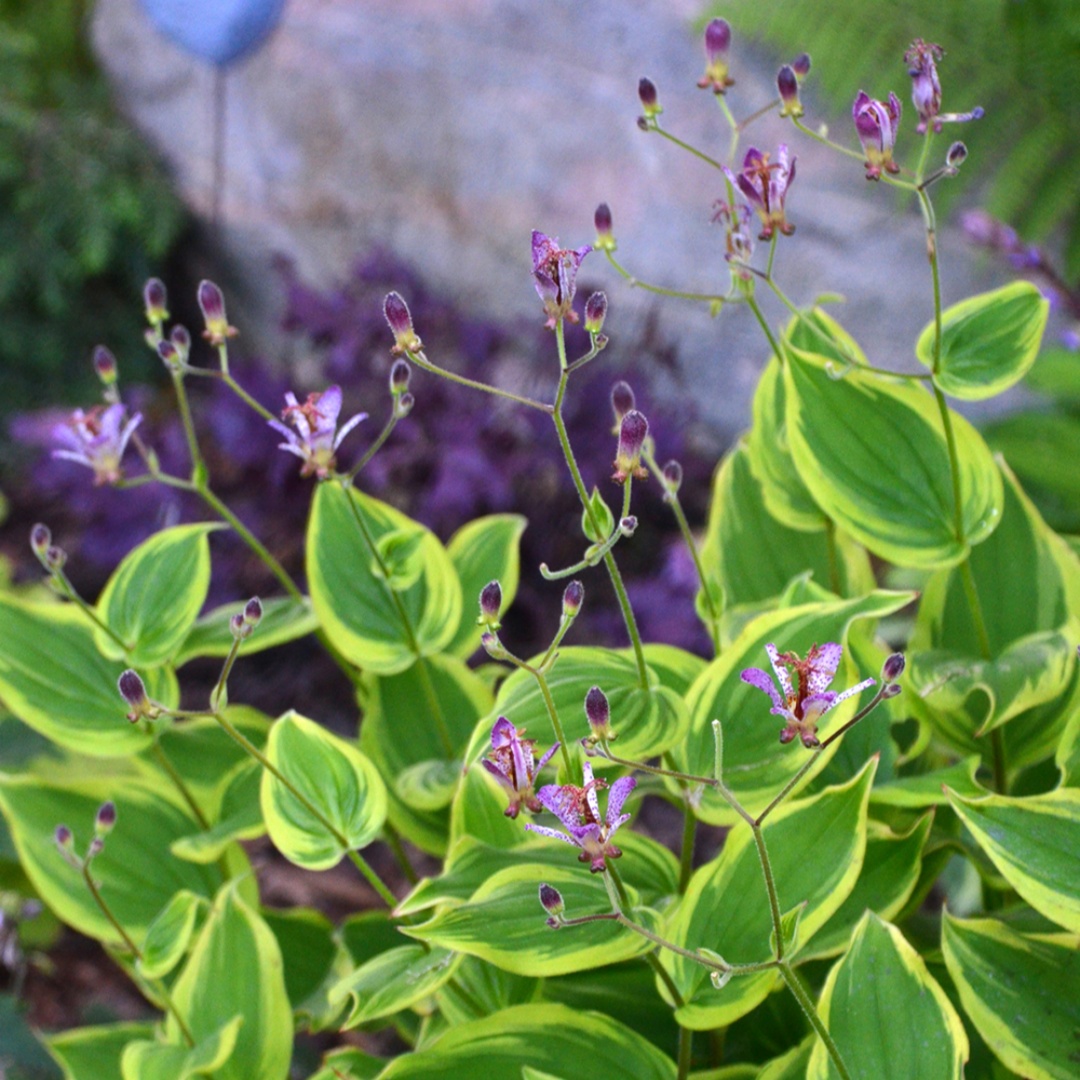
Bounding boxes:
[638,76,661,118]
[143,278,168,324]
[792,53,811,79]
[777,65,803,119]
[86,836,105,860]
[95,801,117,835]
[481,631,506,659]
[45,545,67,572]
[244,597,263,626]
[198,280,237,346]
[389,359,411,395]
[118,669,153,722]
[661,459,683,497]
[612,409,649,485]
[610,381,636,425]
[585,685,615,741]
[946,141,967,168]
[584,291,608,335]
[55,825,73,850]
[30,523,51,559]
[882,683,902,699]
[619,515,638,536]
[882,653,906,681]
[594,203,616,250]
[170,325,192,364]
[698,18,734,94]
[157,340,183,371]
[539,882,565,919]
[852,91,902,180]
[230,612,252,640]
[395,391,415,418]
[93,346,118,386]
[478,580,503,629]
[384,292,423,354]
[562,580,584,617]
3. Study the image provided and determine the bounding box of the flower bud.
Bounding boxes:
[45,545,67,572]
[95,801,117,836]
[395,391,416,419]
[585,685,616,741]
[946,141,968,168]
[481,631,508,660]
[383,292,423,354]
[478,580,503,630]
[55,824,74,851]
[93,346,118,386]
[198,280,237,346]
[619,515,638,537]
[389,359,411,395]
[143,278,169,325]
[638,77,661,118]
[882,653,905,682]
[86,836,105,861]
[584,291,608,336]
[792,53,811,79]
[157,339,183,372]
[777,65,803,118]
[661,460,683,498]
[594,203,616,251]
[612,409,649,484]
[697,19,734,94]
[610,381,636,426]
[562,580,584,618]
[118,669,155,723]
[170,325,192,365]
[243,597,263,626]
[882,683,902,699]
[230,612,252,640]
[30,523,51,560]
[539,882,565,924]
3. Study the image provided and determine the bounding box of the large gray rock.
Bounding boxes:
[93,0,1015,431]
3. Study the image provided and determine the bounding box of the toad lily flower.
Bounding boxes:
[741,642,874,749]
[482,717,559,819]
[526,761,636,872]
[532,230,591,328]
[904,39,942,134]
[52,404,142,485]
[852,91,902,180]
[723,146,796,241]
[268,385,366,479]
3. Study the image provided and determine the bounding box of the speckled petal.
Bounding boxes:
[765,643,794,699]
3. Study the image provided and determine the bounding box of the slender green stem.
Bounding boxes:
[957,549,993,662]
[792,118,866,163]
[502,652,575,777]
[746,296,782,360]
[406,350,552,413]
[171,372,205,480]
[414,655,457,758]
[551,334,649,688]
[653,124,725,170]
[151,741,210,830]
[224,372,275,421]
[211,637,243,711]
[716,94,740,164]
[565,340,604,375]
[644,450,721,655]
[678,798,697,894]
[602,250,726,304]
[914,129,936,185]
[751,824,785,960]
[383,823,420,886]
[765,232,778,281]
[217,343,231,378]
[51,571,129,651]
[82,865,196,1047]
[736,98,780,132]
[677,1025,693,1080]
[605,861,633,910]
[211,708,398,908]
[540,522,626,579]
[347,409,401,480]
[593,745,716,788]
[779,962,852,1080]
[538,610,579,670]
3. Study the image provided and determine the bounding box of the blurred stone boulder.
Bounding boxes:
[93,0,1010,430]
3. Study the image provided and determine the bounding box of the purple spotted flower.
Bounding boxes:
[482,717,559,819]
[852,91,902,180]
[741,642,874,749]
[905,39,943,134]
[52,404,142,485]
[723,146,796,241]
[526,761,636,873]
[268,385,366,479]
[532,231,591,328]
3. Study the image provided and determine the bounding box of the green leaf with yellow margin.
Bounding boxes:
[661,761,876,1030]
[947,787,1080,932]
[121,1016,242,1080]
[784,345,1003,568]
[46,1022,156,1080]
[808,913,968,1079]
[942,913,1080,1080]
[377,1003,675,1079]
[261,711,387,870]
[445,513,527,658]
[174,596,318,666]
[917,281,1049,400]
[307,483,461,674]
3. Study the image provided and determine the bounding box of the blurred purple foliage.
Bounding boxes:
[3,248,721,659]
